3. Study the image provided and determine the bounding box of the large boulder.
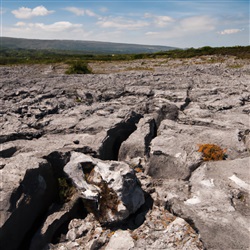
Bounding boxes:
[0,153,57,250]
[63,152,145,224]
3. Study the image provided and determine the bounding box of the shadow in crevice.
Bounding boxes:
[24,151,88,250]
[99,112,143,161]
[50,199,88,245]
[144,118,158,158]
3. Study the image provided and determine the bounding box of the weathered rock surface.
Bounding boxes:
[0,153,57,250]
[64,152,145,223]
[131,205,204,250]
[166,157,250,250]
[118,116,157,163]
[0,56,249,249]
[105,230,135,250]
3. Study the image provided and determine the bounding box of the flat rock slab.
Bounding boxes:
[148,119,248,180]
[165,157,250,250]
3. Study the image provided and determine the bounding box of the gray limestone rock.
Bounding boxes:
[131,205,204,250]
[147,118,248,180]
[30,197,85,250]
[159,157,250,250]
[118,116,156,163]
[64,152,145,223]
[0,57,249,250]
[105,230,135,250]
[0,153,57,250]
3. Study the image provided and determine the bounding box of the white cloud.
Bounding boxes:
[64,7,85,16]
[144,13,174,27]
[64,7,99,17]
[145,15,216,41]
[179,16,216,32]
[32,22,82,32]
[144,13,152,19]
[29,22,82,32]
[12,6,54,19]
[154,16,175,27]
[85,9,99,17]
[145,31,159,35]
[97,17,149,30]
[13,21,82,32]
[217,29,243,35]
[4,21,89,40]
[15,22,26,27]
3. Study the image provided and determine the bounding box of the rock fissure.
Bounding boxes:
[99,111,143,161]
[0,131,44,144]
[1,57,250,249]
[0,159,58,250]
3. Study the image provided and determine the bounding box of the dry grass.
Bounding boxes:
[198,144,227,161]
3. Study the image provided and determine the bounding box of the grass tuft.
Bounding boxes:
[65,61,92,74]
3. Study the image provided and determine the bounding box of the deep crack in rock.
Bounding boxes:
[99,111,143,160]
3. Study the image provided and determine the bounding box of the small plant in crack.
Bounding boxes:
[129,159,144,173]
[57,177,76,203]
[83,168,120,223]
[198,144,227,161]
[75,96,82,103]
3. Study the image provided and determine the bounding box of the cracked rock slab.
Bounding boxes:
[166,157,250,250]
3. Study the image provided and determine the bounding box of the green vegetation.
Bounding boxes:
[198,144,227,161]
[1,37,175,54]
[65,61,92,74]
[227,63,243,69]
[155,46,250,59]
[57,177,76,202]
[0,45,249,66]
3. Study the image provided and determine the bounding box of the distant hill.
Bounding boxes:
[0,37,177,54]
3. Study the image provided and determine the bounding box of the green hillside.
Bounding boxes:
[0,37,176,54]
[0,37,249,65]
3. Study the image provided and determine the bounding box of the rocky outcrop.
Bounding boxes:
[0,149,145,250]
[0,153,58,250]
[63,152,145,223]
[0,56,249,249]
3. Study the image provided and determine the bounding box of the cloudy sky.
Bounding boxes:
[1,0,249,48]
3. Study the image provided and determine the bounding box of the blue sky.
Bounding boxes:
[1,0,249,48]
